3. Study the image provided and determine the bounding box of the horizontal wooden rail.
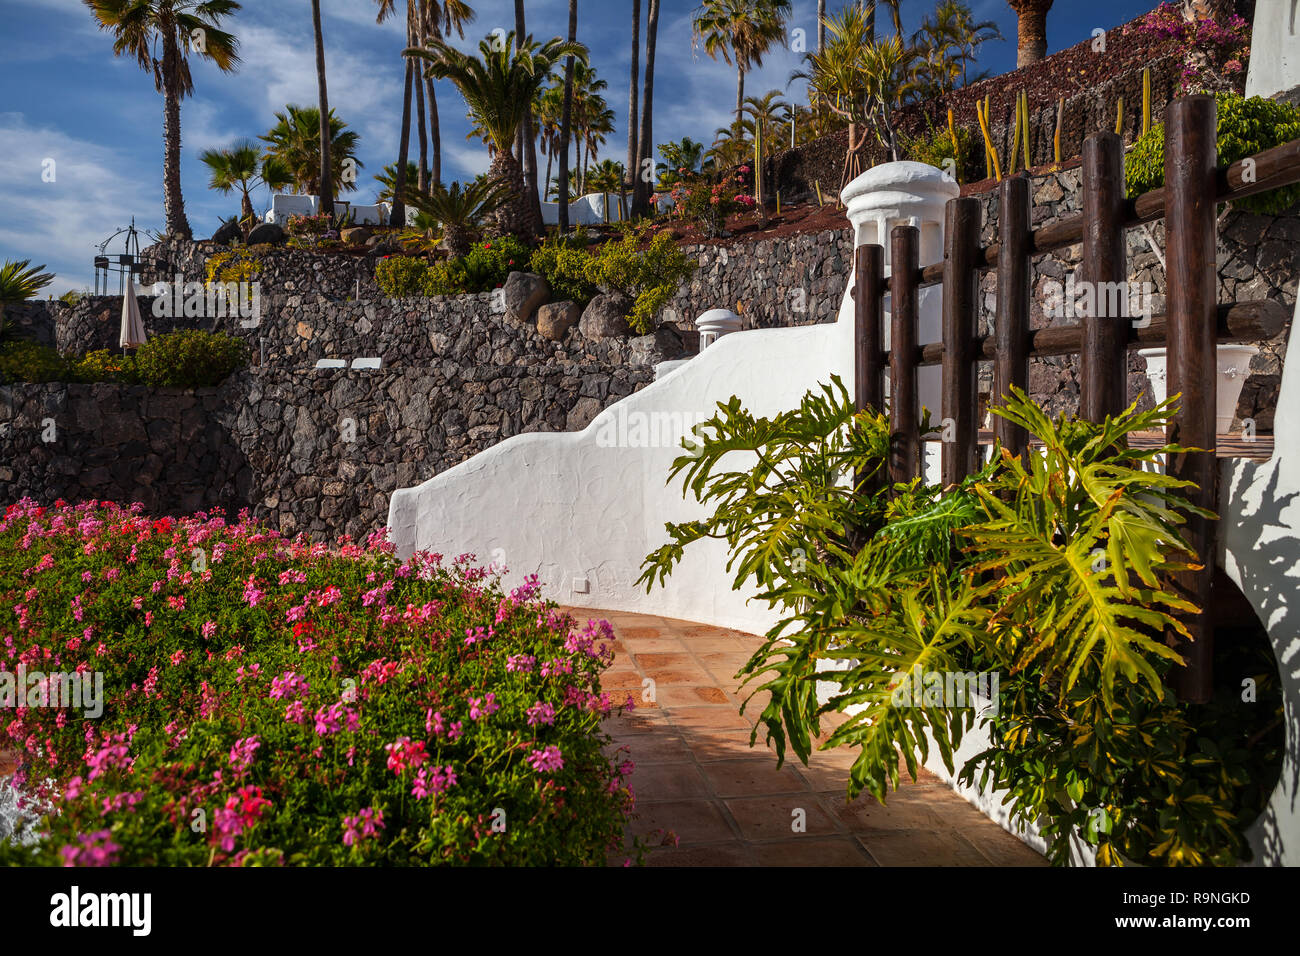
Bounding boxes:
[878,298,1285,368]
[882,137,1300,291]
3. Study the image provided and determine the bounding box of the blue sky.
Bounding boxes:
[2,0,1159,292]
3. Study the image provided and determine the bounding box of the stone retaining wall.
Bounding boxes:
[0,362,651,541]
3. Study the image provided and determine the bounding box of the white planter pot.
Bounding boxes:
[1138,344,1259,433]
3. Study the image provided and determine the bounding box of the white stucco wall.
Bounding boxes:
[389,162,957,632]
[1245,0,1300,100]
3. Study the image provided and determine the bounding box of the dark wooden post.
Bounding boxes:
[941,197,982,486]
[1080,130,1130,422]
[855,244,885,415]
[994,176,1031,457]
[1164,95,1219,704]
[890,225,920,483]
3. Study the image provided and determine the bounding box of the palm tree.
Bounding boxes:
[536,82,565,204]
[706,120,750,170]
[633,0,660,217]
[817,0,825,53]
[880,0,903,38]
[558,0,578,232]
[410,30,586,238]
[514,0,543,231]
[792,5,867,186]
[260,105,362,196]
[199,140,292,227]
[655,137,704,186]
[627,0,640,195]
[692,0,792,120]
[376,3,476,208]
[917,1,1002,86]
[859,35,917,163]
[0,260,55,342]
[309,0,334,217]
[581,102,616,193]
[373,161,420,204]
[585,157,624,220]
[741,90,788,158]
[427,3,477,185]
[405,177,512,256]
[1008,0,1053,67]
[569,62,610,194]
[83,0,242,239]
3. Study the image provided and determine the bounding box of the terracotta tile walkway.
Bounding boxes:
[580,608,1047,867]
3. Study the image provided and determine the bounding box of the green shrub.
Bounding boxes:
[375,255,431,298]
[901,124,972,182]
[529,245,599,305]
[588,231,697,334]
[130,329,246,387]
[205,247,261,288]
[71,349,136,384]
[1126,93,1300,215]
[640,380,1283,866]
[461,236,533,290]
[422,259,471,296]
[0,339,68,383]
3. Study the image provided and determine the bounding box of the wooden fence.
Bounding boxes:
[852,95,1300,703]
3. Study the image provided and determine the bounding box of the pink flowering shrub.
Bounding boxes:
[669,166,755,238]
[0,499,641,866]
[1125,3,1250,94]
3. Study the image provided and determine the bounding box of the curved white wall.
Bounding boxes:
[387,163,956,632]
[1221,294,1300,865]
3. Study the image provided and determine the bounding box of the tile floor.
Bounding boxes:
[578,607,1047,867]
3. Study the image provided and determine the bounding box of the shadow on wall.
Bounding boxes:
[1224,460,1300,865]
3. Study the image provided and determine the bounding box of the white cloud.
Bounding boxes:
[0,112,158,294]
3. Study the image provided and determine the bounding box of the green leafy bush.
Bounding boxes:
[130,330,246,387]
[422,259,470,296]
[0,502,641,865]
[71,349,136,384]
[1126,93,1300,215]
[665,167,755,238]
[375,255,431,298]
[529,244,599,305]
[640,380,1283,866]
[205,247,261,288]
[0,339,68,383]
[462,236,533,290]
[586,231,697,334]
[901,125,972,183]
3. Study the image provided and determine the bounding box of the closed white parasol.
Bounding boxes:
[119,274,146,350]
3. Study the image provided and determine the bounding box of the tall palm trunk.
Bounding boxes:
[1008,0,1054,68]
[817,0,825,52]
[160,30,192,238]
[634,0,660,217]
[558,0,578,231]
[391,57,414,226]
[427,77,441,185]
[544,148,554,202]
[415,62,430,192]
[735,67,745,121]
[311,0,334,217]
[627,0,640,193]
[491,148,534,237]
[515,0,543,235]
